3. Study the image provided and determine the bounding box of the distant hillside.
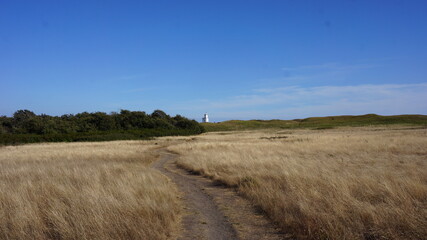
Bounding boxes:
[201,114,427,132]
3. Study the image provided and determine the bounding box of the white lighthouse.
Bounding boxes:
[202,113,209,123]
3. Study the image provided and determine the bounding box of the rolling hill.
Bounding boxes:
[201,114,427,132]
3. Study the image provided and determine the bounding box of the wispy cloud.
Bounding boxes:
[282,63,337,71]
[275,62,381,86]
[176,83,427,120]
[122,88,150,93]
[118,74,147,81]
[281,62,378,72]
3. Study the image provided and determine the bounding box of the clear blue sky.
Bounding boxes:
[1,0,426,121]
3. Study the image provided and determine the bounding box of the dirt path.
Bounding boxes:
[152,148,288,240]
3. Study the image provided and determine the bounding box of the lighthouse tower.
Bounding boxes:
[202,113,209,123]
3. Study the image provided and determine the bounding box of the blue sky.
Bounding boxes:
[1,0,426,121]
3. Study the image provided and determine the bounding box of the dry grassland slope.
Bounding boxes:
[0,141,180,240]
[170,127,427,240]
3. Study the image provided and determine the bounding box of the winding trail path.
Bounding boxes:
[152,148,288,240]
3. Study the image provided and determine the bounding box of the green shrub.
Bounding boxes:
[0,109,204,145]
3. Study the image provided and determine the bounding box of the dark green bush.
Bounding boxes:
[0,109,204,145]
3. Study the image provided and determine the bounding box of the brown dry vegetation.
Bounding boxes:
[169,127,427,239]
[0,141,180,240]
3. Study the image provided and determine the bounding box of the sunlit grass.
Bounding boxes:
[0,141,180,240]
[170,127,427,239]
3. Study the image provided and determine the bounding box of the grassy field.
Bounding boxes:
[1,125,426,240]
[169,126,427,239]
[202,114,427,132]
[0,141,180,240]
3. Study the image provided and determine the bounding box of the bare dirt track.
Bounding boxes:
[152,148,288,240]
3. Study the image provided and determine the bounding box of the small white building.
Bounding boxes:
[202,113,209,123]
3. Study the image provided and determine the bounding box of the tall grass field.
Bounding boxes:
[170,127,427,239]
[1,125,426,239]
[0,141,181,240]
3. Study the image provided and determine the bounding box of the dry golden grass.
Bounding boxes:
[169,127,427,239]
[0,140,180,240]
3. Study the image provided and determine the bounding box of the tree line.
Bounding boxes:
[0,109,204,144]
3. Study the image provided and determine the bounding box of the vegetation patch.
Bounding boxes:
[0,109,204,145]
[170,128,427,240]
[0,141,181,240]
[202,114,427,132]
[259,136,288,140]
